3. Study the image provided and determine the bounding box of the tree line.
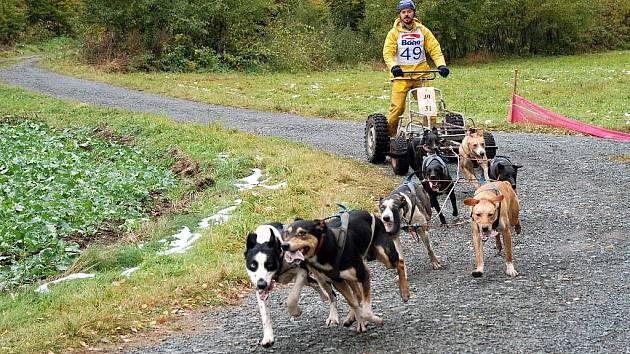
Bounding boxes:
[1,0,628,72]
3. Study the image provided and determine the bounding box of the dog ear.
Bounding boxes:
[463,198,480,206]
[466,128,475,136]
[491,195,505,204]
[246,232,257,252]
[315,219,327,233]
[497,162,505,171]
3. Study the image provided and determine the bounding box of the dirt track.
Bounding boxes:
[1,60,629,353]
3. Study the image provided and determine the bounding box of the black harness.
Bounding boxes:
[320,205,351,276]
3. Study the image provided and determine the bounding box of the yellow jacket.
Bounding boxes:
[383,18,446,80]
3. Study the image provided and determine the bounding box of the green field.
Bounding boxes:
[0,83,399,354]
[0,118,175,287]
[42,49,630,131]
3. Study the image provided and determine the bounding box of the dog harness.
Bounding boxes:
[321,205,351,275]
[399,176,425,232]
[419,154,453,193]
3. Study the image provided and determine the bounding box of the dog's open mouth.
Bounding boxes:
[428,180,439,192]
[284,248,306,264]
[258,281,275,301]
[481,229,499,242]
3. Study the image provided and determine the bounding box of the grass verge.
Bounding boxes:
[0,83,398,354]
[35,42,630,132]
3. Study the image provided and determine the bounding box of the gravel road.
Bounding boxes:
[1,60,629,353]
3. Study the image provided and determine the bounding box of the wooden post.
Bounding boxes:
[512,69,519,96]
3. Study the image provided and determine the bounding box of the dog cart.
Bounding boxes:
[364,70,497,176]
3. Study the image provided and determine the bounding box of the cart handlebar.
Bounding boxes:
[401,69,439,80]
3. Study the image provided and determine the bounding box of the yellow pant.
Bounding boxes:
[387,79,429,136]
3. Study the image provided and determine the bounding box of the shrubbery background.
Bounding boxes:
[2,0,629,71]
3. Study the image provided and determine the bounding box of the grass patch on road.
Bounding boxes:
[40,47,630,132]
[0,84,398,354]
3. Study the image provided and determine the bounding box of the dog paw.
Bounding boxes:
[495,250,503,257]
[261,337,274,348]
[356,320,368,333]
[515,224,522,235]
[400,288,410,303]
[505,264,518,277]
[288,306,302,317]
[431,257,442,269]
[472,270,483,278]
[343,312,356,327]
[326,315,339,327]
[368,314,384,326]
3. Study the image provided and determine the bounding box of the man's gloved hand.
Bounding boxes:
[391,65,404,78]
[438,65,450,78]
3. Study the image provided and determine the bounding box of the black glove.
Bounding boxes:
[391,65,404,78]
[438,65,450,78]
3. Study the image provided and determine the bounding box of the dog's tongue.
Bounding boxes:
[258,281,275,301]
[481,230,498,242]
[384,221,395,233]
[284,250,305,264]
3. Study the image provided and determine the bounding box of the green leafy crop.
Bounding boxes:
[0,119,176,288]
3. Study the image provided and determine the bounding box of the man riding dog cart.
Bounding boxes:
[384,0,450,138]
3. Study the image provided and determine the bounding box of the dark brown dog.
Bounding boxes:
[281,210,407,333]
[464,181,522,278]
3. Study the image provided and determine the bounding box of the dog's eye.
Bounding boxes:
[298,230,307,238]
[249,261,258,270]
[481,143,485,147]
[473,144,478,147]
[475,213,482,217]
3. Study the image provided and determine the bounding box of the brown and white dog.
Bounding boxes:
[464,181,522,278]
[282,210,407,333]
[459,129,490,188]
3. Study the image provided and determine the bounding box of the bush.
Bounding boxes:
[0,0,27,44]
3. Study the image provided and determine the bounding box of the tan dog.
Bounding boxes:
[459,129,489,188]
[464,181,522,277]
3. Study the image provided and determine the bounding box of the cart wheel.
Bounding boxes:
[390,137,410,176]
[483,132,497,159]
[365,113,390,164]
[445,112,464,126]
[445,113,465,135]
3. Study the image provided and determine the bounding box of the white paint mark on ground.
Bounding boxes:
[36,273,96,294]
[198,199,242,229]
[157,226,202,256]
[121,267,140,278]
[157,169,285,256]
[234,169,287,191]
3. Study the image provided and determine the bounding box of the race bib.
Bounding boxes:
[417,87,437,117]
[397,29,426,65]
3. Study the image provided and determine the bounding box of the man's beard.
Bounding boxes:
[401,15,414,27]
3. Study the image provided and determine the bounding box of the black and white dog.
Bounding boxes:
[379,179,442,269]
[421,154,458,224]
[488,155,522,190]
[245,223,338,347]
